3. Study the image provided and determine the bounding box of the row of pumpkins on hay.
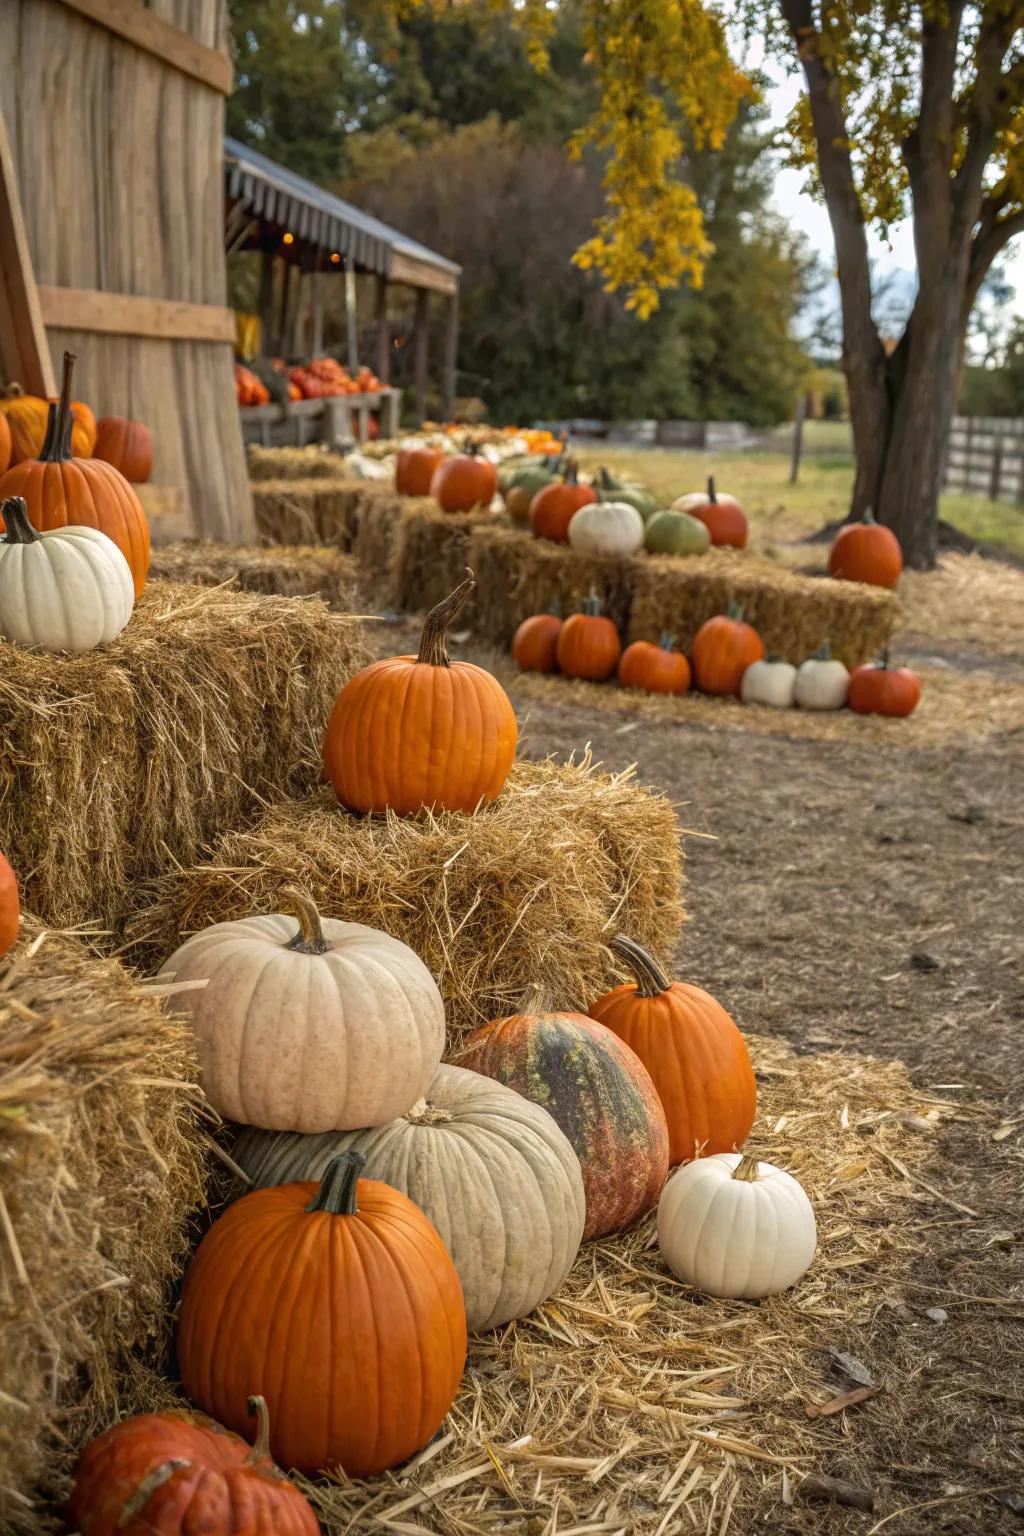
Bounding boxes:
[8,574,818,1531]
[395,442,905,590]
[513,596,923,718]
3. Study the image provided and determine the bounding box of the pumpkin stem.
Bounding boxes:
[405,1098,454,1126]
[417,568,475,667]
[609,935,672,998]
[725,600,745,623]
[707,475,717,503]
[862,506,877,525]
[2,382,25,399]
[307,1150,364,1215]
[879,645,891,670]
[40,351,75,464]
[581,589,602,618]
[812,640,832,661]
[659,630,676,652]
[564,460,579,486]
[1,497,41,545]
[245,1395,272,1463]
[280,884,329,956]
[732,1152,761,1182]
[516,980,554,1015]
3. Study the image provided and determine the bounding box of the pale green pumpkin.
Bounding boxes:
[644,509,711,557]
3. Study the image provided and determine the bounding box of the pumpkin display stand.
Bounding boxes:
[150,541,358,611]
[0,581,368,939]
[0,918,206,1533]
[132,753,685,1040]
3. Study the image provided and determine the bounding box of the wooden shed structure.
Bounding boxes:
[225,138,462,423]
[0,0,252,543]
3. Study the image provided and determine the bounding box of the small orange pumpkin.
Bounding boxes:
[0,382,95,462]
[396,445,445,497]
[69,1396,319,1536]
[828,508,903,588]
[177,1151,467,1477]
[93,416,154,483]
[529,462,596,542]
[848,649,921,716]
[618,633,690,695]
[589,935,756,1165]
[682,477,747,549]
[323,569,517,813]
[0,353,150,596]
[690,602,764,695]
[556,593,621,680]
[0,410,10,475]
[430,445,496,512]
[0,851,18,959]
[512,608,562,673]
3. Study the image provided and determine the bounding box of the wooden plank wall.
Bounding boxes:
[945,416,1024,506]
[0,0,254,541]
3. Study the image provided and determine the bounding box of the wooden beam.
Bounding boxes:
[276,264,294,359]
[375,275,390,384]
[414,288,429,425]
[442,290,459,421]
[37,286,236,343]
[53,0,233,94]
[345,263,359,373]
[0,111,56,395]
[258,252,275,356]
[310,272,324,358]
[389,250,459,297]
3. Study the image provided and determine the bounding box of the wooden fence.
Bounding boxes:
[944,417,1024,503]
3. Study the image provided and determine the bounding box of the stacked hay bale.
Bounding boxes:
[251,479,361,548]
[247,445,351,481]
[467,522,635,642]
[0,581,368,939]
[150,541,358,610]
[0,919,208,1533]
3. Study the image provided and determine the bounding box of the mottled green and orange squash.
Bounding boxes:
[458,989,669,1240]
[588,936,755,1166]
[322,570,517,815]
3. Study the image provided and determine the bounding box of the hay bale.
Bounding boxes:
[0,581,368,938]
[393,501,498,613]
[349,483,410,602]
[149,541,358,611]
[247,445,351,482]
[0,918,207,1531]
[467,523,636,644]
[131,755,686,1044]
[628,550,899,666]
[252,479,361,548]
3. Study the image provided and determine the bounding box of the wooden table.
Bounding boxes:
[240,388,402,448]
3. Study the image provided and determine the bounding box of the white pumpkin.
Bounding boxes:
[0,496,134,653]
[740,656,796,709]
[231,1062,587,1332]
[567,500,645,558]
[158,886,445,1133]
[794,642,850,711]
[658,1152,816,1299]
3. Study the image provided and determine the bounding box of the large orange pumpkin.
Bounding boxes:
[618,634,690,695]
[848,649,921,717]
[529,463,596,542]
[556,594,621,680]
[0,354,150,596]
[828,508,903,588]
[430,446,496,512]
[69,1397,319,1536]
[396,445,445,497]
[512,609,562,672]
[690,602,764,695]
[323,569,517,814]
[0,410,10,475]
[459,992,669,1240]
[93,416,154,483]
[0,850,18,958]
[680,477,748,549]
[589,935,756,1166]
[0,381,95,462]
[177,1152,467,1477]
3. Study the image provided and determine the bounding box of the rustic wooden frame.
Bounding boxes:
[0,111,56,395]
[38,287,237,343]
[54,0,232,94]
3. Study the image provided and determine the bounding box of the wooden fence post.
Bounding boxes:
[989,437,1003,502]
[789,396,806,485]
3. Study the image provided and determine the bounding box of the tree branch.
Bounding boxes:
[954,15,1019,241]
[965,205,1024,315]
[904,3,963,279]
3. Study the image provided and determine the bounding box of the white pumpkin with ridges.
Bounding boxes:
[231,1062,587,1332]
[794,643,850,710]
[0,495,134,653]
[658,1151,816,1299]
[568,500,645,558]
[740,656,797,709]
[158,887,444,1133]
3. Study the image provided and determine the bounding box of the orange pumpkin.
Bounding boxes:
[0,353,150,597]
[828,508,903,588]
[430,446,496,512]
[589,935,756,1165]
[396,445,445,497]
[848,649,921,717]
[177,1152,467,1477]
[684,477,748,549]
[323,569,517,814]
[556,594,621,680]
[93,416,154,483]
[0,409,10,475]
[72,397,99,455]
[0,850,18,958]
[69,1397,319,1536]
[690,603,764,695]
[529,463,596,542]
[618,633,690,695]
[0,382,94,462]
[512,609,562,673]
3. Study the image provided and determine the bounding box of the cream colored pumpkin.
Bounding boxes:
[231,1062,586,1331]
[158,887,445,1133]
[567,500,645,558]
[740,656,796,709]
[0,495,134,653]
[658,1151,817,1299]
[794,642,850,710]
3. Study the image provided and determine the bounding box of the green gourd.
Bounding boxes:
[644,509,711,556]
[597,467,657,520]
